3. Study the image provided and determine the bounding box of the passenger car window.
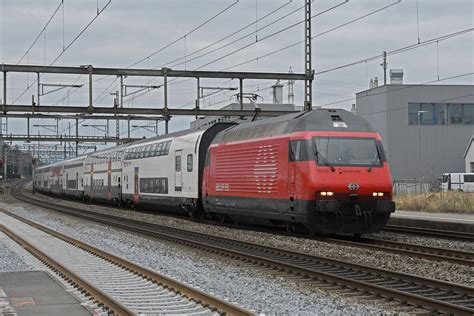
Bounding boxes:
[187,154,193,172]
[175,155,181,172]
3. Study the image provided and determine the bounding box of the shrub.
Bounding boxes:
[394,192,474,213]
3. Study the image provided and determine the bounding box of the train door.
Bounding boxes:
[107,158,112,200]
[174,150,182,192]
[133,167,139,203]
[288,141,298,199]
[90,162,94,198]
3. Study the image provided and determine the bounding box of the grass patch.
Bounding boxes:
[394,192,474,214]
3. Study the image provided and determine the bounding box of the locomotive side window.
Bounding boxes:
[187,154,193,172]
[289,140,309,161]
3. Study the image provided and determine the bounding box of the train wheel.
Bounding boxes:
[285,222,295,233]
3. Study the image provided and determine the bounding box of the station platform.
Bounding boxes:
[388,210,474,233]
[0,271,91,316]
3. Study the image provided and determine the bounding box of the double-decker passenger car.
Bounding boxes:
[62,155,87,199]
[84,145,128,204]
[121,123,233,214]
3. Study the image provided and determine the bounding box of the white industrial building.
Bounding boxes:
[356,70,474,186]
[464,136,474,173]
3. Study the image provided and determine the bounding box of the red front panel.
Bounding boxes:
[204,131,393,202]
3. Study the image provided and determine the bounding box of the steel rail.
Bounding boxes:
[0,224,135,316]
[12,188,474,315]
[0,208,252,316]
[384,225,474,242]
[313,236,474,267]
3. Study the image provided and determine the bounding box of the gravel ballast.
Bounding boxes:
[20,191,473,287]
[0,232,36,273]
[0,199,389,314]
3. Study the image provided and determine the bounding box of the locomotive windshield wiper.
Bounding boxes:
[315,151,335,172]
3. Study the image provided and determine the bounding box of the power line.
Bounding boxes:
[162,1,304,69]
[317,72,474,108]
[224,0,402,70]
[186,1,349,71]
[93,1,295,105]
[16,0,63,65]
[126,1,349,104]
[127,0,240,68]
[13,0,112,104]
[315,28,473,76]
[92,0,243,105]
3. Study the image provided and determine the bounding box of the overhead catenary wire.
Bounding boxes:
[96,1,298,106]
[127,0,240,69]
[142,0,398,104]
[60,0,243,133]
[125,0,350,105]
[13,0,112,104]
[92,0,296,105]
[224,0,403,71]
[91,0,244,105]
[316,72,474,108]
[16,0,64,65]
[314,28,473,76]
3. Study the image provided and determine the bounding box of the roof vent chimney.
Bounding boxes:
[272,80,284,104]
[390,69,404,84]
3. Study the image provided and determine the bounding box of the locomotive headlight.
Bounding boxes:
[372,192,378,197]
[320,191,334,196]
[372,192,384,197]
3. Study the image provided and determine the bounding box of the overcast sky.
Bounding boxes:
[0,0,473,141]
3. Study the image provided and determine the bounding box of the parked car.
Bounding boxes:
[441,173,474,192]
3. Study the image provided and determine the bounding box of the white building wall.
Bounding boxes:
[466,139,474,173]
[357,85,474,183]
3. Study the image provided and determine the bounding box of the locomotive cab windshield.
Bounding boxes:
[313,136,385,167]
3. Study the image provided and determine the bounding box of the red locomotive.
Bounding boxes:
[202,109,395,235]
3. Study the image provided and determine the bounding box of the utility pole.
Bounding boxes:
[381,51,388,85]
[288,66,295,104]
[304,0,313,111]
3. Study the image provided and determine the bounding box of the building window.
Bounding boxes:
[448,104,474,124]
[470,162,474,173]
[409,103,474,125]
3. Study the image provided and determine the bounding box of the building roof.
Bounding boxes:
[464,136,474,158]
[356,84,474,96]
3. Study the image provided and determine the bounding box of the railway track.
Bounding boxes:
[22,181,474,267]
[0,208,252,315]
[312,235,474,267]
[11,187,474,315]
[384,225,474,242]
